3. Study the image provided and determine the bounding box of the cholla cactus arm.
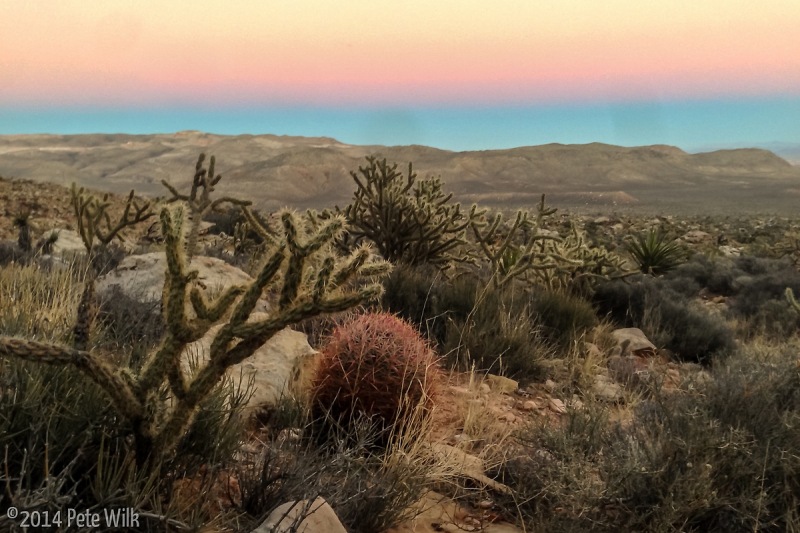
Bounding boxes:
[241,206,280,247]
[70,184,154,253]
[95,190,154,245]
[161,153,253,257]
[0,337,142,421]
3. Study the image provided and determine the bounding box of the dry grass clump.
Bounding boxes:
[240,392,459,533]
[0,261,86,340]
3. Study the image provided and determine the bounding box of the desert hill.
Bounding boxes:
[1,132,799,213]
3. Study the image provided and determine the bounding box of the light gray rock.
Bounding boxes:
[611,328,656,356]
[593,374,624,402]
[430,443,512,495]
[182,315,320,410]
[254,497,346,533]
[49,229,90,256]
[486,374,519,394]
[96,252,268,314]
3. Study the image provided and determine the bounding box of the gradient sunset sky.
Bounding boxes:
[2,1,799,151]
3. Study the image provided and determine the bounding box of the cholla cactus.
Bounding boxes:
[0,203,390,466]
[341,156,482,268]
[70,184,154,256]
[472,195,630,291]
[162,153,252,258]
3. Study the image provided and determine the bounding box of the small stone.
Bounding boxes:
[499,412,517,423]
[477,499,494,509]
[520,400,539,411]
[486,374,519,394]
[544,379,557,393]
[548,398,567,414]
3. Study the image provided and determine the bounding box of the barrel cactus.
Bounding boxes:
[311,312,442,444]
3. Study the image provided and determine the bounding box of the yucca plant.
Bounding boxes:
[626,229,686,276]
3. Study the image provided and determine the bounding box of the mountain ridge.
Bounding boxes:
[1,133,798,213]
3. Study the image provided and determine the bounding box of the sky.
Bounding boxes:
[2,1,799,151]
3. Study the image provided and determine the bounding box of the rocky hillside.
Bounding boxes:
[1,133,799,213]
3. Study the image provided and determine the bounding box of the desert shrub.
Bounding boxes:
[593,276,734,364]
[96,285,164,364]
[442,289,548,379]
[528,289,599,350]
[671,254,738,296]
[310,312,443,447]
[381,264,474,346]
[381,266,547,378]
[730,263,800,317]
[493,402,615,531]
[496,344,800,532]
[0,240,31,266]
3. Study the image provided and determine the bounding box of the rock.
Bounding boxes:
[548,398,567,414]
[430,444,512,495]
[592,374,624,403]
[499,412,517,423]
[682,230,711,244]
[486,374,519,394]
[719,245,741,257]
[584,342,603,359]
[478,383,491,395]
[253,497,346,533]
[593,216,611,225]
[520,400,539,411]
[544,379,557,393]
[181,318,320,410]
[96,252,268,314]
[49,229,91,256]
[611,328,657,356]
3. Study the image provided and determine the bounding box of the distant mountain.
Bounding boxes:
[1,133,799,213]
[763,143,800,165]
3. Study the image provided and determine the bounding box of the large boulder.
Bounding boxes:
[182,315,320,410]
[97,253,312,409]
[96,252,269,314]
[253,497,347,533]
